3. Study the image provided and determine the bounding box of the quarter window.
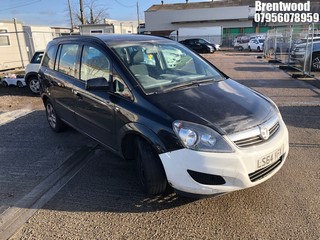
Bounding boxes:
[80,46,110,81]
[113,74,132,100]
[42,46,57,70]
[58,44,79,77]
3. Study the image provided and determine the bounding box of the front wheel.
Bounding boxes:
[311,54,320,71]
[136,139,167,195]
[45,100,67,132]
[17,81,24,88]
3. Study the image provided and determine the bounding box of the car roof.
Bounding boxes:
[52,34,172,46]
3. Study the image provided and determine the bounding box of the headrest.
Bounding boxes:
[131,51,144,64]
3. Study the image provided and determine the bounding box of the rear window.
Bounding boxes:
[31,52,44,64]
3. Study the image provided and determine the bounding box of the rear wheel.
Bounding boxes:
[268,48,275,56]
[28,76,40,94]
[45,100,67,132]
[2,81,8,87]
[136,139,167,195]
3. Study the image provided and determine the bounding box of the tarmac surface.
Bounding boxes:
[0,52,319,239]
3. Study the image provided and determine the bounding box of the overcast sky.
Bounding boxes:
[0,0,210,27]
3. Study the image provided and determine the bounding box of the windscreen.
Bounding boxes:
[112,42,224,94]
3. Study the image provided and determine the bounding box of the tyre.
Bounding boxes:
[248,46,251,52]
[28,76,40,94]
[136,138,167,195]
[17,81,24,88]
[238,46,244,51]
[45,100,67,132]
[257,46,261,51]
[268,48,275,56]
[2,81,8,87]
[311,54,320,71]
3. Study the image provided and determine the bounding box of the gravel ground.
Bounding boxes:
[0,86,43,112]
[2,52,320,240]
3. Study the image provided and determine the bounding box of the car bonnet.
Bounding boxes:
[146,79,276,135]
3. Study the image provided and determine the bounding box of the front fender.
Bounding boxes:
[118,122,168,156]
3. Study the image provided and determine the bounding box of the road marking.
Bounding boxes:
[277,101,320,107]
[0,109,34,126]
[0,145,98,240]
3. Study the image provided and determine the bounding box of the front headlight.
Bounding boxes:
[173,121,234,153]
[296,47,305,53]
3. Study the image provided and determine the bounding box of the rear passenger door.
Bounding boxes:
[72,44,116,149]
[42,43,80,126]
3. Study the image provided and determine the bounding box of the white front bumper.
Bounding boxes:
[159,118,289,196]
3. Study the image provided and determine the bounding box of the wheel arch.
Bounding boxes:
[312,51,320,56]
[41,94,50,106]
[24,72,38,84]
[119,123,167,160]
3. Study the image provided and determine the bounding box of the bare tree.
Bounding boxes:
[71,0,109,25]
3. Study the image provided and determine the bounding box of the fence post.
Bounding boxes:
[13,18,25,68]
[274,27,278,61]
[303,24,312,74]
[308,23,315,75]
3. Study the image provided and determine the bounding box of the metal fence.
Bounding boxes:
[169,34,222,45]
[264,23,320,80]
[222,33,267,49]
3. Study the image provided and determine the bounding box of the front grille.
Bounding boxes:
[249,156,283,182]
[234,122,280,148]
[187,170,226,185]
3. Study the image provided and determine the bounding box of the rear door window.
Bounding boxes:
[42,46,57,70]
[57,44,79,77]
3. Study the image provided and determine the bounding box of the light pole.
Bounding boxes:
[68,0,74,32]
[80,0,85,24]
[137,2,140,34]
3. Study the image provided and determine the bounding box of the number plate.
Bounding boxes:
[257,145,283,170]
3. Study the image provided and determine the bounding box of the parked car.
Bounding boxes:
[179,38,219,53]
[39,35,289,197]
[290,41,320,71]
[233,37,249,51]
[25,50,44,94]
[248,38,265,52]
[264,36,290,56]
[1,74,26,88]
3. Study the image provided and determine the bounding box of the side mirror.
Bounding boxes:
[85,77,110,91]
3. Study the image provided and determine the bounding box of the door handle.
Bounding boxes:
[72,90,82,99]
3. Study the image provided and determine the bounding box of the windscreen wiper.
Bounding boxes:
[163,78,214,93]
